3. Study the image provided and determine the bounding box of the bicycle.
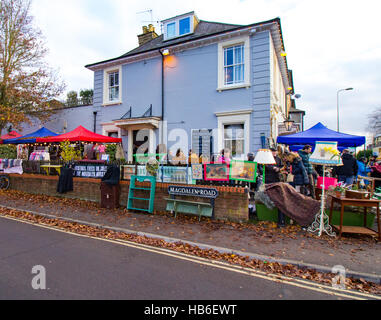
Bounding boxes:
[0,174,10,190]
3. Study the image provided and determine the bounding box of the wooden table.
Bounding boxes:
[329,195,381,241]
[40,165,63,176]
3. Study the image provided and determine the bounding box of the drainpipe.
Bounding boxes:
[93,111,97,133]
[159,50,165,145]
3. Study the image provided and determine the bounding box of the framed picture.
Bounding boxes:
[204,163,229,181]
[191,164,203,180]
[122,165,136,180]
[229,160,257,182]
[101,154,110,161]
[160,166,188,184]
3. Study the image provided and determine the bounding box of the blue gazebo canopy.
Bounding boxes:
[3,127,58,144]
[277,122,366,148]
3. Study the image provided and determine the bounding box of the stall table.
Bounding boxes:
[41,165,63,176]
[329,195,381,241]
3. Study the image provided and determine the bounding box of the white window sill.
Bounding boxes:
[217,83,251,92]
[102,101,122,107]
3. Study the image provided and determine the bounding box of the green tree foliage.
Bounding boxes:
[79,89,93,105]
[356,150,373,160]
[60,140,80,162]
[66,91,79,107]
[0,144,17,158]
[106,144,117,161]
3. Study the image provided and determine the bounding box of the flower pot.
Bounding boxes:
[255,203,291,224]
[335,191,343,198]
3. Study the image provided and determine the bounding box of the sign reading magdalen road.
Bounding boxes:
[168,186,219,199]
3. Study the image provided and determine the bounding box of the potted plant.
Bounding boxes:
[329,183,346,198]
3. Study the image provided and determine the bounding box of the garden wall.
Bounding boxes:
[8,174,249,222]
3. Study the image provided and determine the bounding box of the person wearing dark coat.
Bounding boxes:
[57,166,74,194]
[298,145,317,199]
[258,148,283,184]
[334,149,358,185]
[285,152,309,193]
[258,148,287,227]
[101,165,121,185]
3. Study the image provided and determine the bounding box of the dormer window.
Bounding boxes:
[163,12,197,40]
[167,22,176,39]
[179,17,190,35]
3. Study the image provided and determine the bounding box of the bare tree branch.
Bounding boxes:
[0,0,65,133]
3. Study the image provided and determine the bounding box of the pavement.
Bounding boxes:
[0,189,380,284]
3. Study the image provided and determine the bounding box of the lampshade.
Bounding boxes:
[310,141,342,166]
[254,149,276,165]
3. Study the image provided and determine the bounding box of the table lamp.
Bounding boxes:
[254,149,276,184]
[308,141,343,237]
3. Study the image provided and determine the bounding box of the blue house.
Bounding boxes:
[24,12,299,161]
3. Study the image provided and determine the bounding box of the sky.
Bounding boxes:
[29,0,381,142]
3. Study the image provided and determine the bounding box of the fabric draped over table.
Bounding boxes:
[57,167,74,194]
[0,159,23,174]
[263,182,321,227]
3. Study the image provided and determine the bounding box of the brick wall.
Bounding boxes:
[8,174,249,222]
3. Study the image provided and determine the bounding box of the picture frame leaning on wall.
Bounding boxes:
[204,162,230,181]
[229,160,257,183]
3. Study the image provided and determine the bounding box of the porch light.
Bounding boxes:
[162,49,170,56]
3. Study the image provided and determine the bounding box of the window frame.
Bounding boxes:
[223,124,245,157]
[216,110,252,160]
[217,36,251,91]
[103,65,122,106]
[163,15,194,40]
[166,22,176,39]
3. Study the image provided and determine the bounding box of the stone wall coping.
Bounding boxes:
[9,174,248,194]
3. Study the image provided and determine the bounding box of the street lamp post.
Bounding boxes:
[337,88,353,132]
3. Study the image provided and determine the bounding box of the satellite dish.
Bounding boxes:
[294,94,302,99]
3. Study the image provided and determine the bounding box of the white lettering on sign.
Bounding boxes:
[168,186,218,198]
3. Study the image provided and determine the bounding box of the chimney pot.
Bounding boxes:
[138,25,158,46]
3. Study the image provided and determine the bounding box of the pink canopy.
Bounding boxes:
[36,126,122,143]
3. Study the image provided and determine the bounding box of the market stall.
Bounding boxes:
[2,127,58,144]
[0,131,21,140]
[2,127,59,161]
[36,126,123,179]
[36,126,122,144]
[277,122,366,149]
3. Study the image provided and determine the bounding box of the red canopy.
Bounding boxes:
[36,126,122,143]
[1,131,22,140]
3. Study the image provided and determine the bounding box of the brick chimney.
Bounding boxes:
[138,24,158,46]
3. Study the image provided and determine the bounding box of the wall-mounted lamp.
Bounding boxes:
[281,51,287,57]
[284,116,295,132]
[162,49,170,56]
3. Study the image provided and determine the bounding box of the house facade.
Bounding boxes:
[21,12,298,161]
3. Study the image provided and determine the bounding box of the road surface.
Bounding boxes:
[0,215,374,302]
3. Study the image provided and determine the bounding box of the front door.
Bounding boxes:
[133,129,150,155]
